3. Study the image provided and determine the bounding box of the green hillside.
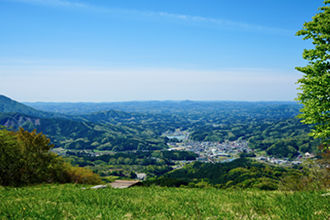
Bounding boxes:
[77,110,189,136]
[0,95,57,118]
[0,184,328,219]
[0,95,167,151]
[25,100,320,157]
[145,158,291,190]
[0,112,166,151]
[0,95,47,117]
[0,95,320,156]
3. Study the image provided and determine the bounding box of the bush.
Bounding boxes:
[65,165,102,185]
[0,127,102,186]
[280,151,330,191]
[253,178,278,190]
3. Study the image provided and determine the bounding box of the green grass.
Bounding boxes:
[0,184,329,219]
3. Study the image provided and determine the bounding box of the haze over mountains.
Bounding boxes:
[0,94,318,157]
[25,100,298,115]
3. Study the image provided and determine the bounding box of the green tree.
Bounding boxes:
[295,0,330,147]
[0,129,22,185]
[0,127,101,186]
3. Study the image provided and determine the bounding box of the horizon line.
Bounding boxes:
[22,99,298,104]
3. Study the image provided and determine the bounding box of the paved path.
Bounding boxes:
[110,180,140,189]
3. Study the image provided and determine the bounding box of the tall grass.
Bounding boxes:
[0,184,329,219]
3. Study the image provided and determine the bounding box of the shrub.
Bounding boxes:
[280,151,329,191]
[0,127,102,186]
[65,165,102,185]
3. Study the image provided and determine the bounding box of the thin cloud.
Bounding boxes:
[0,66,300,102]
[9,0,87,8]
[146,11,291,35]
[9,0,292,35]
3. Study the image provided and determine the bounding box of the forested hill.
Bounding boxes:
[0,95,319,156]
[76,110,190,136]
[0,112,167,151]
[145,158,290,189]
[70,101,317,157]
[0,95,167,151]
[0,95,49,117]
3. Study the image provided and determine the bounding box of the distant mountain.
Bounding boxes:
[25,100,300,115]
[0,95,63,118]
[0,112,166,151]
[76,110,189,135]
[0,95,167,151]
[0,95,46,117]
[2,95,317,157]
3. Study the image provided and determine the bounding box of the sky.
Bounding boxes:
[0,0,324,102]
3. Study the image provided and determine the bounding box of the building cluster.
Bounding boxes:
[166,131,315,167]
[256,152,315,166]
[169,140,251,163]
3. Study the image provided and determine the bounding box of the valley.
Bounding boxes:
[1,1,329,218]
[0,94,323,188]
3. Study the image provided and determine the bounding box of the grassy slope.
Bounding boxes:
[0,184,329,219]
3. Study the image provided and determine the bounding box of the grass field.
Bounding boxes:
[0,184,329,219]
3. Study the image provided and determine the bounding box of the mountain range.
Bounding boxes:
[0,94,318,157]
[0,95,167,151]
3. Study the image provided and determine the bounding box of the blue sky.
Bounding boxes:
[0,0,324,102]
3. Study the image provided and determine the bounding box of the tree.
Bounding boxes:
[0,129,22,185]
[296,0,330,148]
[0,127,101,186]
